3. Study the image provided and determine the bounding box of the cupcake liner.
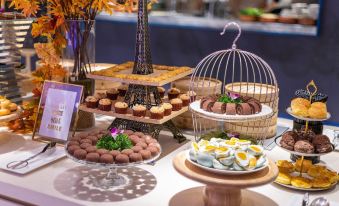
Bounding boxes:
[115,107,128,114]
[86,101,98,109]
[118,89,127,97]
[159,92,165,98]
[107,93,119,100]
[168,93,179,100]
[98,104,112,111]
[133,110,146,117]
[150,112,164,119]
[182,99,189,106]
[172,103,182,111]
[189,96,196,102]
[164,108,172,116]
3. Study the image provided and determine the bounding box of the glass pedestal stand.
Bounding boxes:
[91,167,128,189]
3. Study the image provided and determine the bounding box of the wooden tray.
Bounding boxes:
[79,104,188,125]
[87,69,193,87]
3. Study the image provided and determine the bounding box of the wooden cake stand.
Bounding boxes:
[172,151,279,206]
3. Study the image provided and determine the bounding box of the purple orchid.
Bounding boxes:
[228,92,240,100]
[227,132,240,138]
[110,128,122,140]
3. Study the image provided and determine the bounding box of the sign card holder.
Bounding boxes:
[32,81,83,144]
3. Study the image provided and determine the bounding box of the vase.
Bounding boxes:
[62,19,96,130]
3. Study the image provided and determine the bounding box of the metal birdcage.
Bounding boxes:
[189,22,279,142]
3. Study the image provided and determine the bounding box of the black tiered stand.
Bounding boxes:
[108,0,186,143]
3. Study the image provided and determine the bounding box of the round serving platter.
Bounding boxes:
[286,107,331,122]
[0,107,22,123]
[65,143,162,168]
[275,136,335,157]
[189,100,273,122]
[186,150,269,175]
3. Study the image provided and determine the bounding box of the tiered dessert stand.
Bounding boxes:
[79,0,192,143]
[172,22,279,206]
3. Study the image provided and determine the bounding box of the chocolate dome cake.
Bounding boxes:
[200,93,262,115]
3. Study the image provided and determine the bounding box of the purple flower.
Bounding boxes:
[227,132,240,138]
[228,92,240,100]
[110,128,119,136]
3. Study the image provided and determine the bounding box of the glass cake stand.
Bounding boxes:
[65,144,161,189]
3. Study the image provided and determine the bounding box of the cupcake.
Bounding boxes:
[157,87,165,98]
[132,104,147,117]
[106,88,119,100]
[162,103,173,116]
[168,88,181,100]
[114,102,128,114]
[85,96,98,108]
[98,98,112,111]
[179,94,190,106]
[187,91,197,102]
[150,106,165,119]
[94,92,107,100]
[170,98,183,111]
[118,84,128,96]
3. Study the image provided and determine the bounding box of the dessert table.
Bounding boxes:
[0,117,338,206]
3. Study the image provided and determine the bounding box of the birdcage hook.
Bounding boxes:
[220,22,241,49]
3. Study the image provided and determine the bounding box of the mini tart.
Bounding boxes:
[132,104,147,117]
[98,98,112,111]
[186,91,197,102]
[157,87,165,98]
[162,103,173,116]
[168,88,181,100]
[85,96,98,108]
[118,84,128,96]
[106,88,119,100]
[150,106,165,119]
[114,101,128,114]
[170,98,183,111]
[179,94,190,106]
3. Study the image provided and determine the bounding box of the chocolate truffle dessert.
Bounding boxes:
[73,149,87,159]
[115,154,130,163]
[85,146,97,153]
[294,140,314,154]
[132,146,143,153]
[121,149,134,156]
[315,143,333,153]
[68,141,80,146]
[129,153,143,162]
[86,153,100,162]
[139,150,152,160]
[110,150,120,158]
[136,142,148,149]
[312,135,331,145]
[80,143,92,149]
[280,133,296,151]
[67,145,80,155]
[100,154,114,164]
[106,88,119,100]
[97,149,109,155]
[147,146,159,156]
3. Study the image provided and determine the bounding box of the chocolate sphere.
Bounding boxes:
[73,149,87,159]
[136,142,147,149]
[132,146,143,153]
[139,150,151,160]
[129,153,143,162]
[100,154,114,164]
[97,149,109,155]
[86,153,100,162]
[147,146,159,156]
[80,139,92,144]
[110,150,120,158]
[115,154,129,163]
[121,149,133,156]
[67,145,80,155]
[85,146,97,153]
[80,143,92,149]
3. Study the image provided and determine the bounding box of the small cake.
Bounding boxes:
[186,91,197,102]
[115,154,130,163]
[98,98,112,111]
[211,102,226,114]
[132,104,147,117]
[94,92,107,100]
[129,153,143,162]
[114,102,128,114]
[170,98,183,111]
[86,153,100,162]
[162,103,173,116]
[150,106,165,119]
[280,131,297,151]
[168,88,181,100]
[85,96,98,108]
[118,84,128,96]
[294,140,314,154]
[106,88,119,100]
[157,87,165,98]
[179,94,190,106]
[225,103,237,115]
[100,154,114,164]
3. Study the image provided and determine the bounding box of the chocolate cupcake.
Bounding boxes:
[100,154,114,164]
[98,98,112,111]
[168,88,181,100]
[106,88,119,100]
[86,153,100,162]
[294,140,314,154]
[129,153,143,162]
[170,98,183,111]
[179,94,190,106]
[73,149,87,159]
[150,106,165,119]
[114,102,128,114]
[94,92,107,100]
[118,84,128,97]
[162,103,173,116]
[85,96,98,108]
[115,154,130,163]
[157,87,165,98]
[132,104,147,117]
[186,91,197,102]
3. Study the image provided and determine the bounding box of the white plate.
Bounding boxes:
[274,164,337,191]
[275,136,334,157]
[189,100,273,122]
[186,151,268,175]
[286,107,331,122]
[0,107,21,123]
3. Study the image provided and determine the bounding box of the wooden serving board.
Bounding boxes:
[79,104,188,125]
[87,69,193,87]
